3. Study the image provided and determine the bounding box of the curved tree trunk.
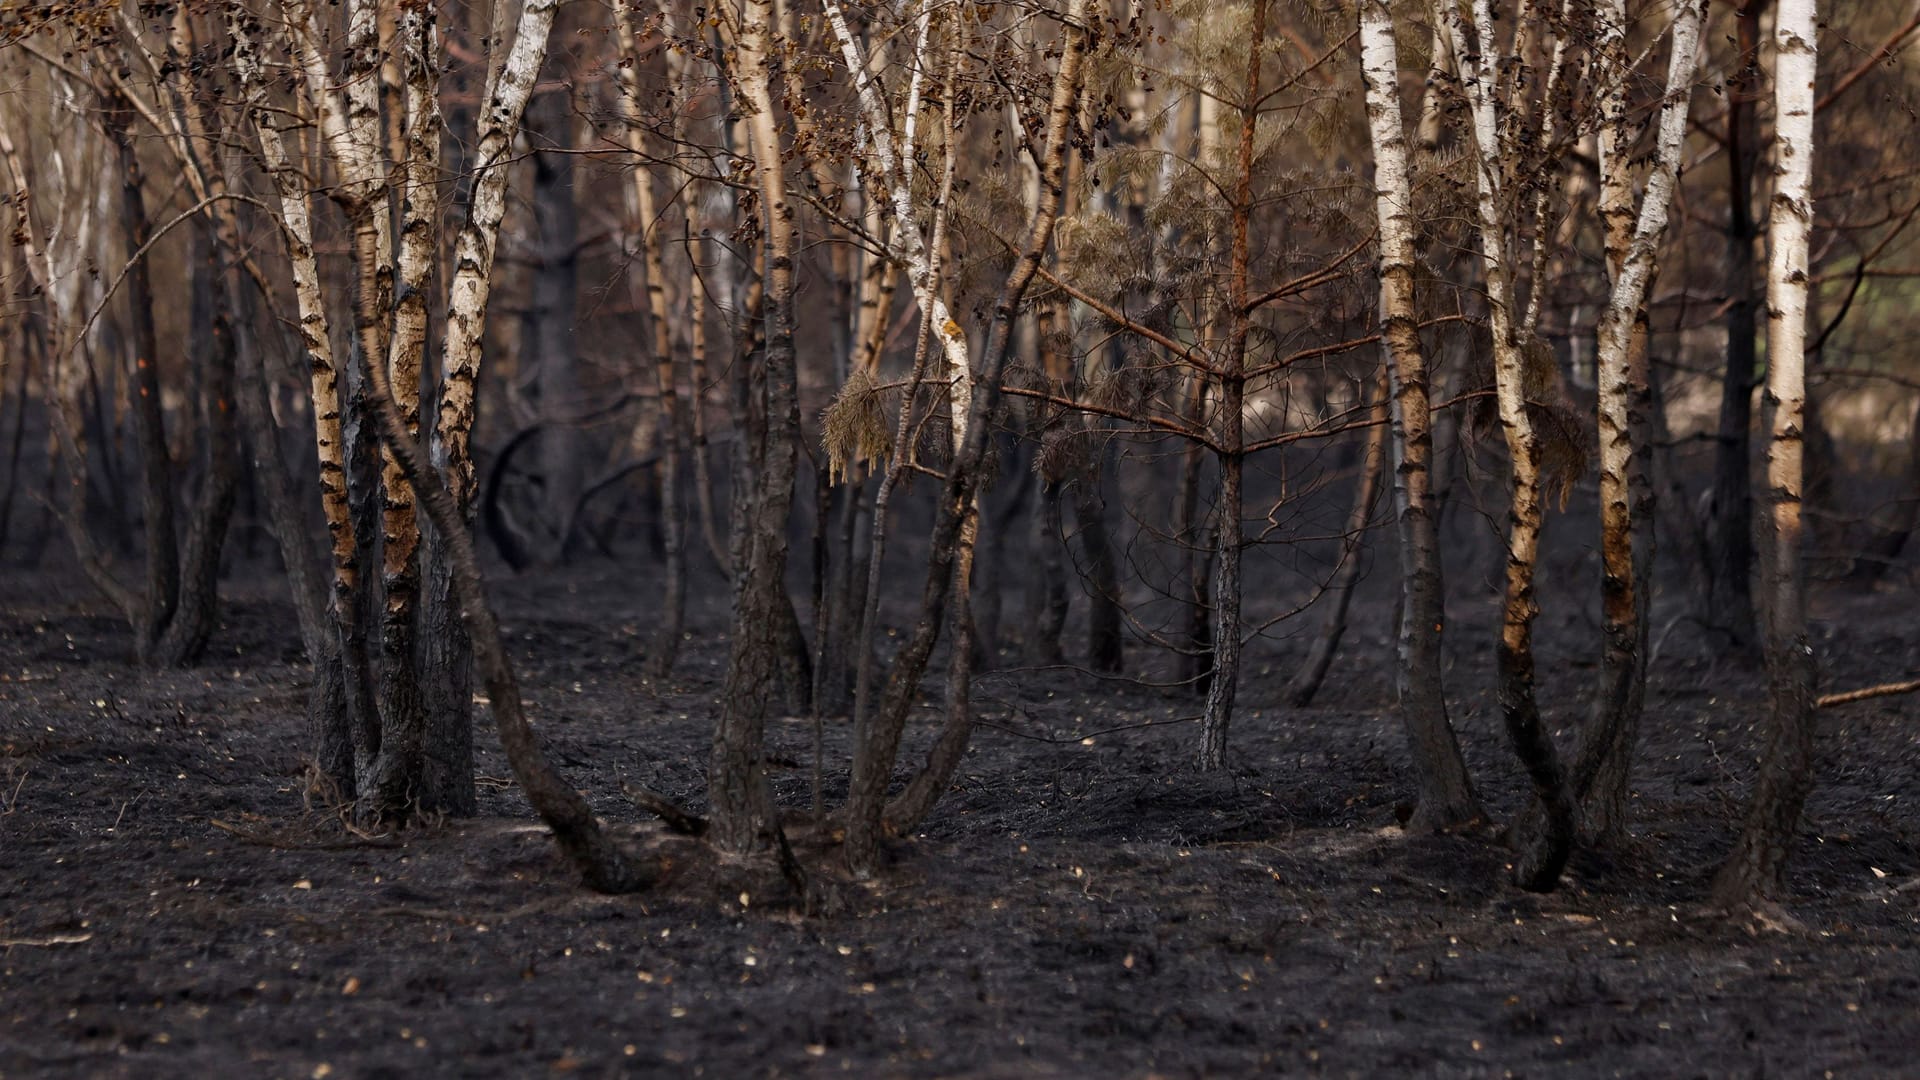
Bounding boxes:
[1286,366,1389,708]
[1576,0,1705,843]
[836,0,1092,873]
[229,6,377,795]
[1436,0,1575,888]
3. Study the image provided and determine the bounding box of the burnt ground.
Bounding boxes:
[3,548,1919,1079]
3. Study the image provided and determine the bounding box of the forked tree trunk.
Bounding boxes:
[422,0,560,818]
[229,4,374,794]
[1437,0,1575,888]
[357,290,665,894]
[838,0,1092,873]
[365,1,444,819]
[1576,0,1704,843]
[1713,0,1819,913]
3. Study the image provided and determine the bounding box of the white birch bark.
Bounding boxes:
[1714,0,1820,910]
[1582,0,1704,823]
[434,0,562,511]
[612,0,688,676]
[1359,0,1481,829]
[229,7,352,581]
[822,0,973,424]
[1434,0,1576,888]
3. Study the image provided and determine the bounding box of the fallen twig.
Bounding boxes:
[1818,679,1920,708]
[622,784,708,837]
[0,932,92,947]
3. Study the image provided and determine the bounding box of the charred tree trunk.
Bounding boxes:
[1575,0,1703,844]
[106,96,181,663]
[837,0,1092,873]
[1072,441,1124,673]
[1027,473,1070,665]
[358,273,664,894]
[1286,366,1388,708]
[1437,0,1575,887]
[1706,0,1768,649]
[148,232,240,669]
[709,0,803,855]
[228,258,351,790]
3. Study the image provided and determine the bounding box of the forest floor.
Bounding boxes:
[3,556,1919,1078]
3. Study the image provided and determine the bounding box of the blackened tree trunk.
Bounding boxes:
[1576,0,1705,844]
[1286,367,1388,708]
[227,255,352,789]
[148,231,240,669]
[1359,0,1480,823]
[838,0,1093,873]
[1027,474,1070,665]
[1706,0,1768,649]
[358,275,663,895]
[709,0,803,855]
[106,95,181,662]
[1436,0,1575,887]
[1072,441,1124,673]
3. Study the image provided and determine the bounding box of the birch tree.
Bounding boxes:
[1432,0,1587,889]
[1576,0,1705,841]
[1356,0,1482,830]
[707,0,805,855]
[611,0,690,681]
[227,0,557,819]
[1713,0,1820,916]
[828,0,1096,875]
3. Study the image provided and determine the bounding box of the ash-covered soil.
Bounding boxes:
[3,555,1918,1078]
